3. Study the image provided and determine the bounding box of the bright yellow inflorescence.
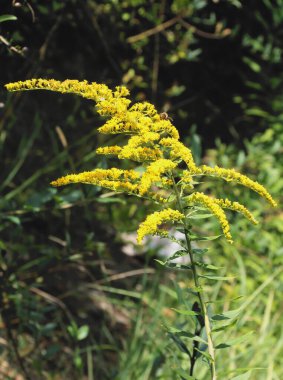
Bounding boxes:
[213,198,258,225]
[137,209,185,244]
[5,79,277,244]
[188,192,233,243]
[50,169,140,193]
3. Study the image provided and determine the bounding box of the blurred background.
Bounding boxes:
[0,1,282,379]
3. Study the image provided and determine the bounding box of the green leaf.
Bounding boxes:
[194,347,213,362]
[168,333,191,356]
[3,215,21,225]
[245,108,269,118]
[0,14,17,23]
[211,308,242,321]
[212,318,238,332]
[155,259,166,266]
[97,197,126,204]
[192,248,208,255]
[167,249,189,262]
[171,308,199,316]
[155,259,192,270]
[190,235,221,241]
[243,56,261,72]
[165,263,192,270]
[195,262,220,271]
[230,370,252,380]
[167,327,207,345]
[167,236,186,248]
[200,275,234,281]
[189,213,213,219]
[215,332,253,349]
[77,325,89,341]
[176,369,196,380]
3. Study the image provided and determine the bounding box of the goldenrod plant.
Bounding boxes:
[5,79,277,380]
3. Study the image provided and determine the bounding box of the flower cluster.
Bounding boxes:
[5,79,277,244]
[137,209,185,244]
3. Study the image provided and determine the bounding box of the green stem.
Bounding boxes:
[171,176,217,380]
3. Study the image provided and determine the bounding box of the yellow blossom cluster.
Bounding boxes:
[50,168,140,193]
[187,192,233,243]
[137,208,185,244]
[188,165,277,207]
[213,198,258,225]
[139,159,177,196]
[5,78,277,244]
[96,146,122,156]
[5,79,131,117]
[160,138,197,170]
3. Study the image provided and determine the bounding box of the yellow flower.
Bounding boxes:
[5,79,131,118]
[160,138,197,171]
[214,198,258,225]
[139,159,177,196]
[193,165,277,207]
[51,168,140,193]
[119,146,162,162]
[6,78,276,247]
[5,79,112,102]
[96,146,122,156]
[187,192,233,243]
[137,208,184,244]
[152,120,179,140]
[129,102,158,118]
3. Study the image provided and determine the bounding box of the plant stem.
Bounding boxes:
[171,176,217,380]
[185,232,217,380]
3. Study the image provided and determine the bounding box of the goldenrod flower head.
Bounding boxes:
[113,86,130,98]
[152,120,180,140]
[194,165,277,207]
[51,168,140,194]
[97,97,131,117]
[5,79,112,102]
[6,78,276,245]
[160,138,197,170]
[119,146,162,162]
[98,117,139,135]
[129,102,158,118]
[214,198,258,225]
[96,146,122,156]
[117,133,162,162]
[139,159,177,196]
[187,192,233,243]
[137,208,184,244]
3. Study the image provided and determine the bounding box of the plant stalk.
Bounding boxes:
[171,176,217,380]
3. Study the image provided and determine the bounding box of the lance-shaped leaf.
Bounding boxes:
[175,369,197,380]
[215,331,253,349]
[171,308,199,316]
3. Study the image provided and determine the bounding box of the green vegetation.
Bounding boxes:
[0,1,282,379]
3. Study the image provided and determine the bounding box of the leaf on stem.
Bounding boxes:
[199,275,234,281]
[212,318,238,332]
[190,234,222,241]
[167,327,208,345]
[189,213,213,219]
[195,262,220,270]
[154,259,192,270]
[0,14,17,23]
[215,332,253,349]
[211,307,242,321]
[171,308,199,316]
[194,347,213,362]
[192,248,209,255]
[230,370,252,380]
[166,249,189,261]
[175,369,197,380]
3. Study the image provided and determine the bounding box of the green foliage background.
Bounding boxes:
[0,1,282,379]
